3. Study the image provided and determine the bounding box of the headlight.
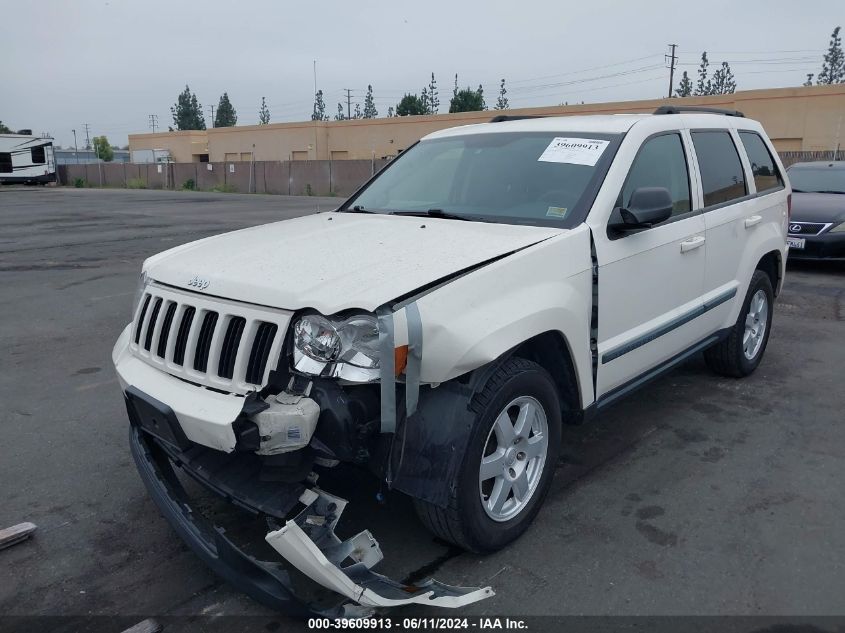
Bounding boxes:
[292,313,381,382]
[132,270,150,317]
[830,222,845,233]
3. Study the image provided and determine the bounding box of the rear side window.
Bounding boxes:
[739,131,783,193]
[31,146,46,164]
[0,153,12,173]
[691,131,747,207]
[618,133,691,217]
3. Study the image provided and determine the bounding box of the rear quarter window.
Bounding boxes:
[739,131,783,193]
[691,131,747,207]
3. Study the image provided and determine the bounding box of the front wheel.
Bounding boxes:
[704,269,774,377]
[414,357,562,553]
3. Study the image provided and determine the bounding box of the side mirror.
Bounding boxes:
[608,187,674,232]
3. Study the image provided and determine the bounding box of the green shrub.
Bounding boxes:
[182,178,196,191]
[211,183,237,193]
[126,178,146,189]
[73,178,86,188]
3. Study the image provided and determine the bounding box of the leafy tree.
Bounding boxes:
[92,135,114,162]
[817,26,844,84]
[259,97,270,125]
[311,89,329,121]
[426,73,439,114]
[387,106,395,118]
[0,121,11,134]
[363,84,378,118]
[449,85,486,113]
[694,52,711,96]
[354,103,363,119]
[804,73,815,86]
[335,103,346,120]
[171,84,206,131]
[495,78,509,109]
[214,92,237,127]
[710,62,736,95]
[675,71,693,97]
[453,73,458,98]
[395,93,427,116]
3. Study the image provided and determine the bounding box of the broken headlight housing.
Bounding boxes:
[292,313,380,382]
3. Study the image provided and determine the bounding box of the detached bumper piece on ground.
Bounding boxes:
[129,425,493,617]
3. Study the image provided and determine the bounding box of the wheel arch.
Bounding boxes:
[461,330,583,424]
[756,249,783,297]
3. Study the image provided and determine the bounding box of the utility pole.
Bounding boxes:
[149,114,159,133]
[666,44,678,99]
[82,123,92,150]
[207,105,215,127]
[313,59,319,160]
[344,88,353,120]
[72,129,79,164]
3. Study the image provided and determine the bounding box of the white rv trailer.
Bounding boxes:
[0,132,56,185]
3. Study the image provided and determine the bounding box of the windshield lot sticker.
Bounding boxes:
[538,137,609,166]
[546,206,569,218]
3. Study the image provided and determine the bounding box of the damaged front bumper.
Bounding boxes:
[128,424,493,617]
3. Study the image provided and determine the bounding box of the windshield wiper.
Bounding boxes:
[815,190,845,195]
[390,209,475,221]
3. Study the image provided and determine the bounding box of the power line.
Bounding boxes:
[148,114,159,133]
[207,104,215,127]
[82,123,92,150]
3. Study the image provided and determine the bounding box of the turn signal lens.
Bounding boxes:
[394,345,408,376]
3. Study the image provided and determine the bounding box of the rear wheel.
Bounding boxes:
[704,269,774,377]
[413,357,562,553]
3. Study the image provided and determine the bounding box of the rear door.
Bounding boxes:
[592,131,708,398]
[692,128,785,334]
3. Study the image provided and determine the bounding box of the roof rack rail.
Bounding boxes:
[489,115,549,123]
[653,105,744,117]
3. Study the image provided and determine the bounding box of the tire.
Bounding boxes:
[704,269,774,378]
[413,357,562,553]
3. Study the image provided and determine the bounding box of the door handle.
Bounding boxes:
[680,235,705,253]
[744,215,762,228]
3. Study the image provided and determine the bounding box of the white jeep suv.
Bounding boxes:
[113,106,789,615]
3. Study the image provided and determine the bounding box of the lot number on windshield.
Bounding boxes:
[538,137,609,166]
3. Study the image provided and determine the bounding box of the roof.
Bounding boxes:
[422,112,763,140]
[788,161,845,170]
[424,115,648,139]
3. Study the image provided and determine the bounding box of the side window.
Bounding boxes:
[691,131,747,207]
[739,131,783,193]
[618,133,691,218]
[0,153,12,173]
[31,146,46,164]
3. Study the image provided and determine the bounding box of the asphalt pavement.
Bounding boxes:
[1,188,843,629]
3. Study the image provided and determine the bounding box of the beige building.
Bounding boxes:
[130,84,845,163]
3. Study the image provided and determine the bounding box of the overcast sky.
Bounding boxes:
[1,0,840,148]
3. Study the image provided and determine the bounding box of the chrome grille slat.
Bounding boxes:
[142,297,163,351]
[172,306,195,366]
[156,301,178,358]
[128,283,292,395]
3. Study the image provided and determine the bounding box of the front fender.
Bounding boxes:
[415,225,594,407]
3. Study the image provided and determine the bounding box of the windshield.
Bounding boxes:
[346,131,620,226]
[788,166,845,194]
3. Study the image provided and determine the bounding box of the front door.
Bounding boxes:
[592,131,708,399]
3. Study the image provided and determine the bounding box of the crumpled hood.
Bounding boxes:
[145,212,563,314]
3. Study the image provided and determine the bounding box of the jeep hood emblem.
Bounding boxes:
[187,276,210,290]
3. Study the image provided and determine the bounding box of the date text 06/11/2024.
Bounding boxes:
[307,617,529,630]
